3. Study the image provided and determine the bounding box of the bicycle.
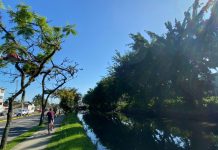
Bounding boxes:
[48,120,54,134]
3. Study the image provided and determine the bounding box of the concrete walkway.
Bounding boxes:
[12,115,64,150]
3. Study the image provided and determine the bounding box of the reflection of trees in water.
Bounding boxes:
[83,113,218,150]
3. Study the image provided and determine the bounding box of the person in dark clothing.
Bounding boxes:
[47,108,55,134]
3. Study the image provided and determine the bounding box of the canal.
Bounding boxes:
[78,112,218,150]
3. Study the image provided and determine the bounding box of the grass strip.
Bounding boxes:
[6,125,44,150]
[46,113,95,150]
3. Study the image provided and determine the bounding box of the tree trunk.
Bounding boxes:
[21,90,25,110]
[39,105,45,126]
[0,99,13,150]
[39,71,46,127]
[21,75,25,110]
[39,95,50,126]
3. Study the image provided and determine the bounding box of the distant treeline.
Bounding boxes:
[83,1,218,114]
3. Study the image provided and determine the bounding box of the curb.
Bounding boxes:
[0,113,40,123]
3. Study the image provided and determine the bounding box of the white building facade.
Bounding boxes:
[0,88,5,106]
[0,88,5,114]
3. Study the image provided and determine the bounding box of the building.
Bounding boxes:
[0,88,5,106]
[24,102,35,113]
[0,88,5,115]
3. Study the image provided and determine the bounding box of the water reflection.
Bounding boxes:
[78,113,108,150]
[78,112,218,150]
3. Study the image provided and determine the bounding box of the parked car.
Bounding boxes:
[0,111,6,116]
[16,109,28,116]
[0,106,6,116]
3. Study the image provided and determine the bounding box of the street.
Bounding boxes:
[0,115,40,142]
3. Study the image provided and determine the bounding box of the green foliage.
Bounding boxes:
[83,0,218,113]
[55,88,81,113]
[115,93,131,111]
[32,94,42,107]
[22,62,38,75]
[63,24,77,36]
[9,5,35,39]
[0,3,76,67]
[201,96,218,112]
[116,100,128,111]
[83,76,119,112]
[203,96,218,107]
[163,97,185,109]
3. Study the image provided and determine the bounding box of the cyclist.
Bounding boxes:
[47,108,55,134]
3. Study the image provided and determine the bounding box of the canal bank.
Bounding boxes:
[46,113,95,150]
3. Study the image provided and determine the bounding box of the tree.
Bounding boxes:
[55,88,81,113]
[83,76,120,112]
[32,94,42,107]
[83,0,218,113]
[0,4,76,149]
[38,59,78,126]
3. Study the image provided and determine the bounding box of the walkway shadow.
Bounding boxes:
[0,126,31,139]
[19,135,51,150]
[11,115,64,150]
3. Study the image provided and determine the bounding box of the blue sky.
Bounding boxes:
[1,0,195,102]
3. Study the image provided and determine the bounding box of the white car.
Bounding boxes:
[16,109,28,116]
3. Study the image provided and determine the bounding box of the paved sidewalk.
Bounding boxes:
[12,115,64,150]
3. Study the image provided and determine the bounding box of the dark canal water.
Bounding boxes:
[78,112,218,150]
